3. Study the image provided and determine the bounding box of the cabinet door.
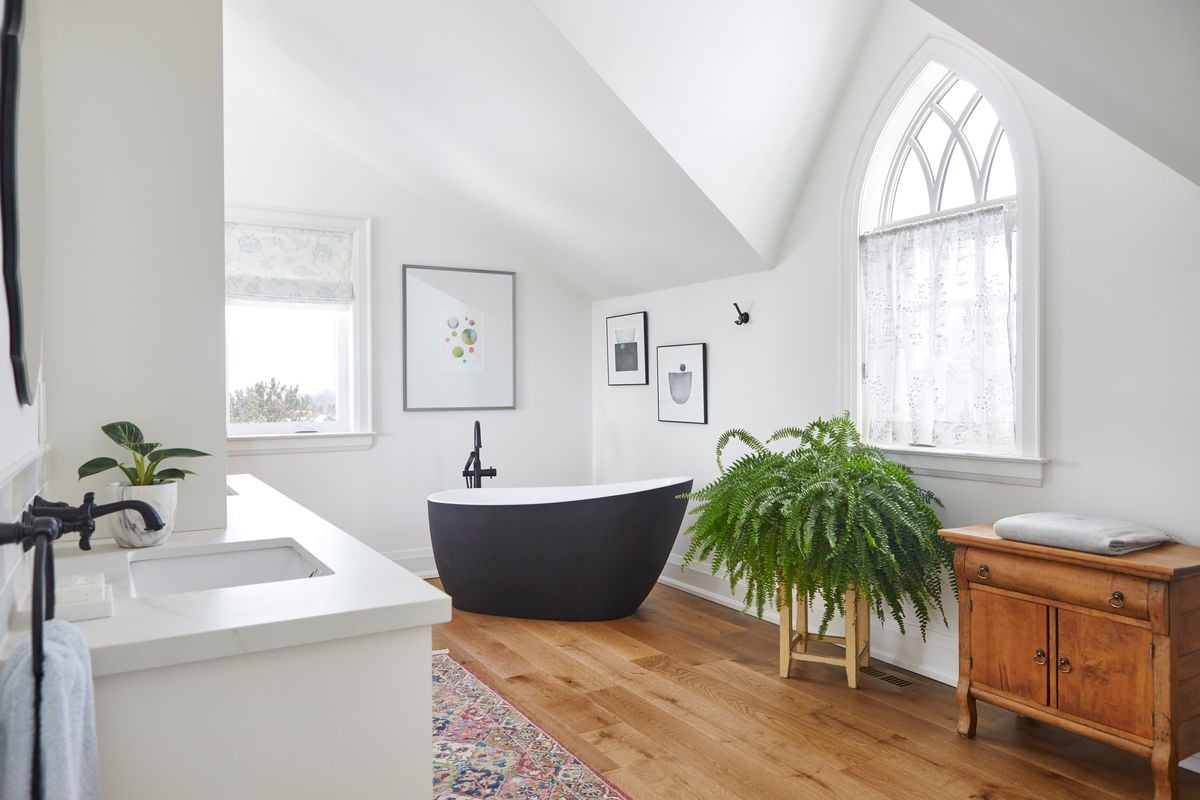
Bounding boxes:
[1055,609,1153,739]
[970,589,1049,705]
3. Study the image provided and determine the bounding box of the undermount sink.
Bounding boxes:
[128,538,333,598]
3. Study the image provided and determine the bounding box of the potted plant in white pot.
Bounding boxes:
[77,421,210,548]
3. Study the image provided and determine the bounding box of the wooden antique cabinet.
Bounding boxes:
[941,525,1200,800]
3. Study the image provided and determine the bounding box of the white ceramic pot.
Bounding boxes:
[104,482,178,548]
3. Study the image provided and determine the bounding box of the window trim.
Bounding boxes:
[227,431,375,456]
[224,204,373,441]
[840,34,1043,485]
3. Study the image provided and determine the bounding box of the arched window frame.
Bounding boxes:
[840,35,1045,486]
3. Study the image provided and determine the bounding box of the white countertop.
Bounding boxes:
[2,474,451,677]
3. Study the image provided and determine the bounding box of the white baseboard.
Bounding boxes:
[659,553,959,684]
[385,546,438,579]
[658,553,1200,773]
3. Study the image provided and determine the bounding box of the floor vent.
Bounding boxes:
[861,665,914,688]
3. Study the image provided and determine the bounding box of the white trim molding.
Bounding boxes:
[879,445,1046,486]
[839,34,1043,483]
[224,203,374,440]
[385,546,438,579]
[227,432,374,456]
[659,552,960,686]
[0,444,50,646]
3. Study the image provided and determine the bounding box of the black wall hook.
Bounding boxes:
[733,303,750,326]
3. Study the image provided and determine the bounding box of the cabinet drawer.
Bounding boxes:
[964,548,1151,620]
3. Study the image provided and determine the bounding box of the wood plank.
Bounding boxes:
[431,581,1200,799]
[1056,608,1154,739]
[1177,575,1200,615]
[970,590,1050,705]
[941,525,1200,580]
[965,546,1151,619]
[1178,607,1200,655]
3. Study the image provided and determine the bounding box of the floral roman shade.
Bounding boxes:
[224,221,355,304]
[859,201,1017,452]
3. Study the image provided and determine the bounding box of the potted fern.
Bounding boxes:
[78,421,210,548]
[683,415,953,658]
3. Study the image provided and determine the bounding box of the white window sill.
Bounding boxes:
[877,445,1046,487]
[227,432,375,456]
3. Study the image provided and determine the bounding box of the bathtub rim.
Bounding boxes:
[427,476,693,506]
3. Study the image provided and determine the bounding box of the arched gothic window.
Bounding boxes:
[857,62,1023,455]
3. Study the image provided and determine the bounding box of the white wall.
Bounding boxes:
[0,0,47,644]
[910,0,1200,188]
[224,83,593,566]
[38,0,227,532]
[593,0,1200,683]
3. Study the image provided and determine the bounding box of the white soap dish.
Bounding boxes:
[57,584,114,622]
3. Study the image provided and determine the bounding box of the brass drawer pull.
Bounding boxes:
[1057,657,1072,674]
[977,564,990,580]
[1034,649,1047,665]
[1109,591,1125,609]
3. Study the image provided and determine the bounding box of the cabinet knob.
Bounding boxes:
[976,564,990,580]
[1057,657,1072,674]
[1034,649,1047,665]
[1109,591,1125,609]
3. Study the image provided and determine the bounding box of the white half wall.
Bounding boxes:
[223,82,592,562]
[593,0,1200,685]
[38,0,227,532]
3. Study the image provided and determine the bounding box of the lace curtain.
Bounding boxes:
[225,221,355,304]
[859,202,1017,452]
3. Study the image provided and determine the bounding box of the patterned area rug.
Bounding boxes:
[433,651,629,799]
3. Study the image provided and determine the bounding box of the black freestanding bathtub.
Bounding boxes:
[428,477,693,621]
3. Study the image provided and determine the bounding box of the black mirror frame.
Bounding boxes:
[1,0,28,405]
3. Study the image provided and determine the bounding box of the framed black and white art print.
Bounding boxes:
[606,312,648,386]
[657,343,707,424]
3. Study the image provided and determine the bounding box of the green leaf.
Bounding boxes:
[153,468,194,483]
[129,442,161,457]
[77,457,120,480]
[679,415,951,639]
[117,464,140,485]
[148,447,211,465]
[102,421,144,448]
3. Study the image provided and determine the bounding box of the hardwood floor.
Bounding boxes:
[431,581,1200,799]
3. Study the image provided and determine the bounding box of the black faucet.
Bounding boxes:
[25,492,164,551]
[462,420,497,488]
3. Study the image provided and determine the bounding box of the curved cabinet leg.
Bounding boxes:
[956,682,977,738]
[1150,740,1177,800]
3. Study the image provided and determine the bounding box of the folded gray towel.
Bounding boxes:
[995,512,1172,555]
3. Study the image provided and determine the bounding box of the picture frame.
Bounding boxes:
[605,311,648,385]
[657,343,707,424]
[403,264,516,410]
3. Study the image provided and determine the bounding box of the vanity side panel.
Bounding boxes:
[94,627,432,800]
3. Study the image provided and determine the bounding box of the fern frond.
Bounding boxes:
[680,416,953,640]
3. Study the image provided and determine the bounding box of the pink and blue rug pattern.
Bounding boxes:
[433,651,629,799]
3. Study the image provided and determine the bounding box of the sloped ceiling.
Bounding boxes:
[533,0,881,265]
[910,0,1200,188]
[224,0,878,298]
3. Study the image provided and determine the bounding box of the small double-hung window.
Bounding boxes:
[224,207,370,439]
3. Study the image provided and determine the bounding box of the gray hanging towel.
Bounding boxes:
[0,619,100,800]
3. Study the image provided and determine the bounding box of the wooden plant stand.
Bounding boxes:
[779,584,871,688]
